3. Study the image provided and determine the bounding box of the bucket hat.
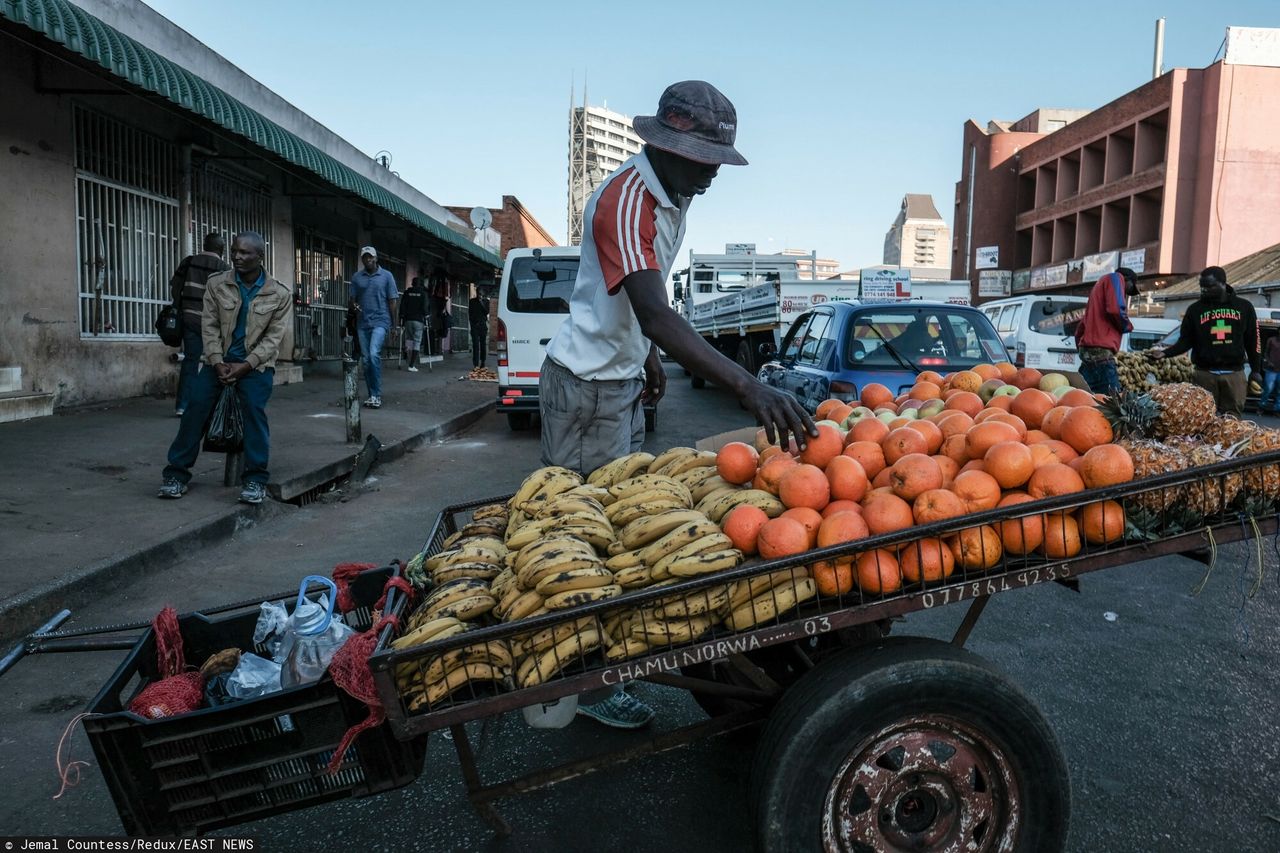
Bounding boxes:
[633,81,747,166]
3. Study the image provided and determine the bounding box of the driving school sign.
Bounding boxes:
[860,268,911,302]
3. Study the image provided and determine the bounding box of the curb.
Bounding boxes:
[0,401,497,645]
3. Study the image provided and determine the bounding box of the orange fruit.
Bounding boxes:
[1027,462,1085,499]
[757,517,810,559]
[985,395,1015,412]
[966,420,1021,460]
[888,417,915,432]
[781,507,824,547]
[1060,407,1113,454]
[932,454,961,488]
[972,364,1000,381]
[960,459,987,475]
[889,453,944,501]
[1012,367,1043,389]
[1030,438,1079,464]
[937,412,975,440]
[1009,388,1054,429]
[917,370,945,386]
[906,419,944,454]
[813,561,855,597]
[799,424,844,469]
[843,441,887,480]
[943,391,984,418]
[826,455,869,502]
[1079,445,1134,489]
[822,499,863,518]
[872,467,893,489]
[1059,388,1098,408]
[985,441,1035,489]
[759,445,785,464]
[1024,429,1050,444]
[949,525,1003,570]
[816,510,870,548]
[751,472,769,492]
[1041,512,1082,558]
[1080,500,1125,544]
[815,399,844,421]
[900,537,956,583]
[860,383,894,409]
[995,362,1018,382]
[759,454,799,494]
[849,417,890,445]
[913,488,967,524]
[940,434,971,465]
[862,492,915,535]
[909,381,942,401]
[882,427,928,465]
[722,504,769,555]
[855,550,903,595]
[987,411,1029,441]
[996,492,1045,554]
[828,404,855,425]
[716,441,760,485]
[778,463,831,511]
[952,469,1002,512]
[1040,406,1072,439]
[949,370,983,393]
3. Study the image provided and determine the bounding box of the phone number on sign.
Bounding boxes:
[919,564,1072,609]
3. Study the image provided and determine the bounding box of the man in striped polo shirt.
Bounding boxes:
[543,80,814,475]
[542,81,816,729]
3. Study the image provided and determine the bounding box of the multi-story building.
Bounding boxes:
[567,102,642,245]
[780,249,841,280]
[883,194,951,268]
[954,33,1280,304]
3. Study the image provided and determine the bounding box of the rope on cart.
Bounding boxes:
[332,562,379,613]
[53,712,97,799]
[1190,527,1219,597]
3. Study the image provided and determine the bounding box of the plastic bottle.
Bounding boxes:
[280,576,352,688]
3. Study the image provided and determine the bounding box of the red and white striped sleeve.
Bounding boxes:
[591,169,660,294]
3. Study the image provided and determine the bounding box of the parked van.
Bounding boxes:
[1122,318,1179,352]
[979,295,1088,373]
[496,246,655,432]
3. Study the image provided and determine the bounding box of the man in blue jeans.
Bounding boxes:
[169,232,229,415]
[350,246,399,408]
[158,231,293,504]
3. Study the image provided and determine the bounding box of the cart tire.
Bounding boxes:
[507,412,533,432]
[691,374,706,389]
[750,637,1069,853]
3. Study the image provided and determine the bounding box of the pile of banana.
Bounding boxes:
[1115,350,1194,392]
[390,447,813,711]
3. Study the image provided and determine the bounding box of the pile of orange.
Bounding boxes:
[715,362,1132,599]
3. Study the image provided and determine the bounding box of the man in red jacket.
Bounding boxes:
[1075,267,1138,394]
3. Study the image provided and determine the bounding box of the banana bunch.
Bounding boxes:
[408,504,510,588]
[696,488,785,524]
[403,633,515,712]
[504,501,616,551]
[508,466,585,516]
[647,447,719,478]
[587,451,657,488]
[604,474,692,527]
[412,576,498,623]
[724,573,816,631]
[1115,351,1194,392]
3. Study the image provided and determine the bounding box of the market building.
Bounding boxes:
[0,0,501,420]
[953,29,1280,307]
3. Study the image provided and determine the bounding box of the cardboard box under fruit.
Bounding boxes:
[696,426,758,453]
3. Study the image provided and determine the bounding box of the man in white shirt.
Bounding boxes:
[542,81,816,729]
[543,80,815,477]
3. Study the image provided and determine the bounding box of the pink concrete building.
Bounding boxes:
[954,60,1280,303]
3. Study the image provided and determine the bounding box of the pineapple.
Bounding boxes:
[1147,382,1216,439]
[1117,438,1188,513]
[1164,438,1240,519]
[1241,426,1280,503]
[1200,415,1258,448]
[1098,390,1159,439]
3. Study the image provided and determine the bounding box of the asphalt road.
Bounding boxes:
[1,366,1277,851]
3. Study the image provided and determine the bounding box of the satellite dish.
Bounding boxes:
[470,206,493,230]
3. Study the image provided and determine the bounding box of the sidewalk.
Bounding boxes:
[0,354,497,641]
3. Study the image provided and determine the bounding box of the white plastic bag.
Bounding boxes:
[226,653,283,699]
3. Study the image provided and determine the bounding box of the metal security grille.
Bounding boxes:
[450,283,471,353]
[191,163,274,271]
[74,106,181,338]
[294,231,353,361]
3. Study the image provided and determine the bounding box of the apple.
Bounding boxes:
[978,378,1005,402]
[876,411,898,424]
[919,399,946,418]
[1039,373,1070,394]
[874,405,898,416]
[993,384,1021,398]
[843,407,875,428]
[816,419,843,431]
[896,407,921,420]
[899,399,926,412]
[1051,384,1073,399]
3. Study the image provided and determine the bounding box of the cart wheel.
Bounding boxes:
[691,375,706,389]
[750,637,1069,853]
[507,412,533,432]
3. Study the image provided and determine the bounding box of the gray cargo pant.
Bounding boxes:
[539,357,645,476]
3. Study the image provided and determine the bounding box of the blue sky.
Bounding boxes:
[144,0,1277,273]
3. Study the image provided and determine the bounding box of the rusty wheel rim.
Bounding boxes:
[821,714,1019,852]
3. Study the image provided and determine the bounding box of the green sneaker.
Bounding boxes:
[576,690,654,729]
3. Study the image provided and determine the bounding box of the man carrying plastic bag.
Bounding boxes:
[158,231,292,504]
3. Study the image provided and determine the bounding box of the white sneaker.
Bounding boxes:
[407,366,419,372]
[363,396,382,409]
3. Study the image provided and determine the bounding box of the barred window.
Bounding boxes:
[75,106,181,339]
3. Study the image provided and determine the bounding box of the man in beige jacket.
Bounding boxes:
[159,231,292,504]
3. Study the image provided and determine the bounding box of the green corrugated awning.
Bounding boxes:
[0,0,501,270]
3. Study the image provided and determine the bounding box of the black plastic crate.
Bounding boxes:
[84,565,424,836]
